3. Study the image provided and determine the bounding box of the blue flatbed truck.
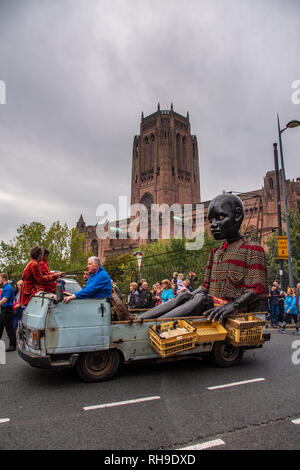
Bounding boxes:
[17,292,271,382]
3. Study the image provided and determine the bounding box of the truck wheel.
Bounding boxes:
[76,349,120,382]
[211,341,243,367]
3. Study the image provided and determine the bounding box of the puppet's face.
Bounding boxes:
[208,196,243,241]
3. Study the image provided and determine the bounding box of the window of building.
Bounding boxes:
[176,134,181,169]
[144,137,149,171]
[91,239,99,257]
[140,192,154,216]
[151,134,155,169]
[182,136,186,169]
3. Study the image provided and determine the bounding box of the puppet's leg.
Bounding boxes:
[190,287,206,297]
[139,290,192,319]
[159,293,213,318]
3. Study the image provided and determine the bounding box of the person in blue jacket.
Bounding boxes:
[63,257,112,303]
[280,287,299,334]
[0,273,17,351]
[160,279,175,303]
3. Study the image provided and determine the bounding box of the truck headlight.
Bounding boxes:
[27,329,42,350]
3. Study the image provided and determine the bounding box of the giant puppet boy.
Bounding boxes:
[140,193,268,322]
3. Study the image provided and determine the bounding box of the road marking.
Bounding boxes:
[207,378,265,390]
[83,396,161,411]
[291,418,300,424]
[178,439,225,450]
[0,418,10,424]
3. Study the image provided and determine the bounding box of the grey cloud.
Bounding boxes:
[0,0,299,241]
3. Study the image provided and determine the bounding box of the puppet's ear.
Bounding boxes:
[234,206,244,224]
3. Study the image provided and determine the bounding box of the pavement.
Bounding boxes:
[1,328,300,450]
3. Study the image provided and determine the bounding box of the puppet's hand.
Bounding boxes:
[204,302,235,323]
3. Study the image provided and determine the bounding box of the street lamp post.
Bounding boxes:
[277,114,300,288]
[273,143,284,290]
[133,250,143,282]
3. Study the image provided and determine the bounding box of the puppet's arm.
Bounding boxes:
[204,291,258,323]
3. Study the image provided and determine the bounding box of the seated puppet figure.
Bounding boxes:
[139,193,268,322]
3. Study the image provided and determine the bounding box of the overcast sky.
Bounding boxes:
[0,0,299,242]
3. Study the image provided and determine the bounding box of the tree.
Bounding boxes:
[0,221,90,279]
[103,253,133,293]
[44,221,71,271]
[69,228,92,272]
[265,210,300,287]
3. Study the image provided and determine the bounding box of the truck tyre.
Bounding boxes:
[76,349,120,382]
[211,341,243,367]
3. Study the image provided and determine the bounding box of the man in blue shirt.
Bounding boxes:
[0,273,16,352]
[63,256,112,303]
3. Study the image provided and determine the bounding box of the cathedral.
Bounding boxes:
[77,104,300,261]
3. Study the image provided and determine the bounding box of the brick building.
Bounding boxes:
[77,105,300,260]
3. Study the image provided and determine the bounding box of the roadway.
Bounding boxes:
[1,328,300,450]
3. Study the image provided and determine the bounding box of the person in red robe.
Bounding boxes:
[38,248,59,293]
[20,246,63,307]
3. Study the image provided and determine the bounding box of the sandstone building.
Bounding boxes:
[77,105,300,261]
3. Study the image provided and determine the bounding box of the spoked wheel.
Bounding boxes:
[211,341,244,367]
[76,349,120,382]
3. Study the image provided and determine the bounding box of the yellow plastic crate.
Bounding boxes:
[191,321,228,343]
[149,320,197,358]
[225,315,265,346]
[226,314,266,329]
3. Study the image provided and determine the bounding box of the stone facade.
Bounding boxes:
[131,103,200,209]
[76,105,300,260]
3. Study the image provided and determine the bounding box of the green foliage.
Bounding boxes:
[69,228,93,272]
[104,253,133,292]
[44,221,71,271]
[0,221,90,279]
[266,210,300,285]
[290,210,300,279]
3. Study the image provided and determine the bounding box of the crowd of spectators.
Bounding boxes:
[127,271,197,310]
[267,280,300,334]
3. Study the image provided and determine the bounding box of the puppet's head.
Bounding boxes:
[207,193,244,241]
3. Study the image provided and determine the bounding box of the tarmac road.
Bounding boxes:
[1,328,300,450]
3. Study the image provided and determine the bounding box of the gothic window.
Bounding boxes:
[151,134,155,169]
[145,136,149,171]
[193,145,198,176]
[133,142,138,178]
[176,134,181,169]
[182,136,186,169]
[140,192,153,213]
[91,239,99,257]
[269,178,273,190]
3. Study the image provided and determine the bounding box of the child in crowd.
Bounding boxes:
[280,287,299,334]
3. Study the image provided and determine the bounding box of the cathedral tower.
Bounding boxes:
[130,103,201,209]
